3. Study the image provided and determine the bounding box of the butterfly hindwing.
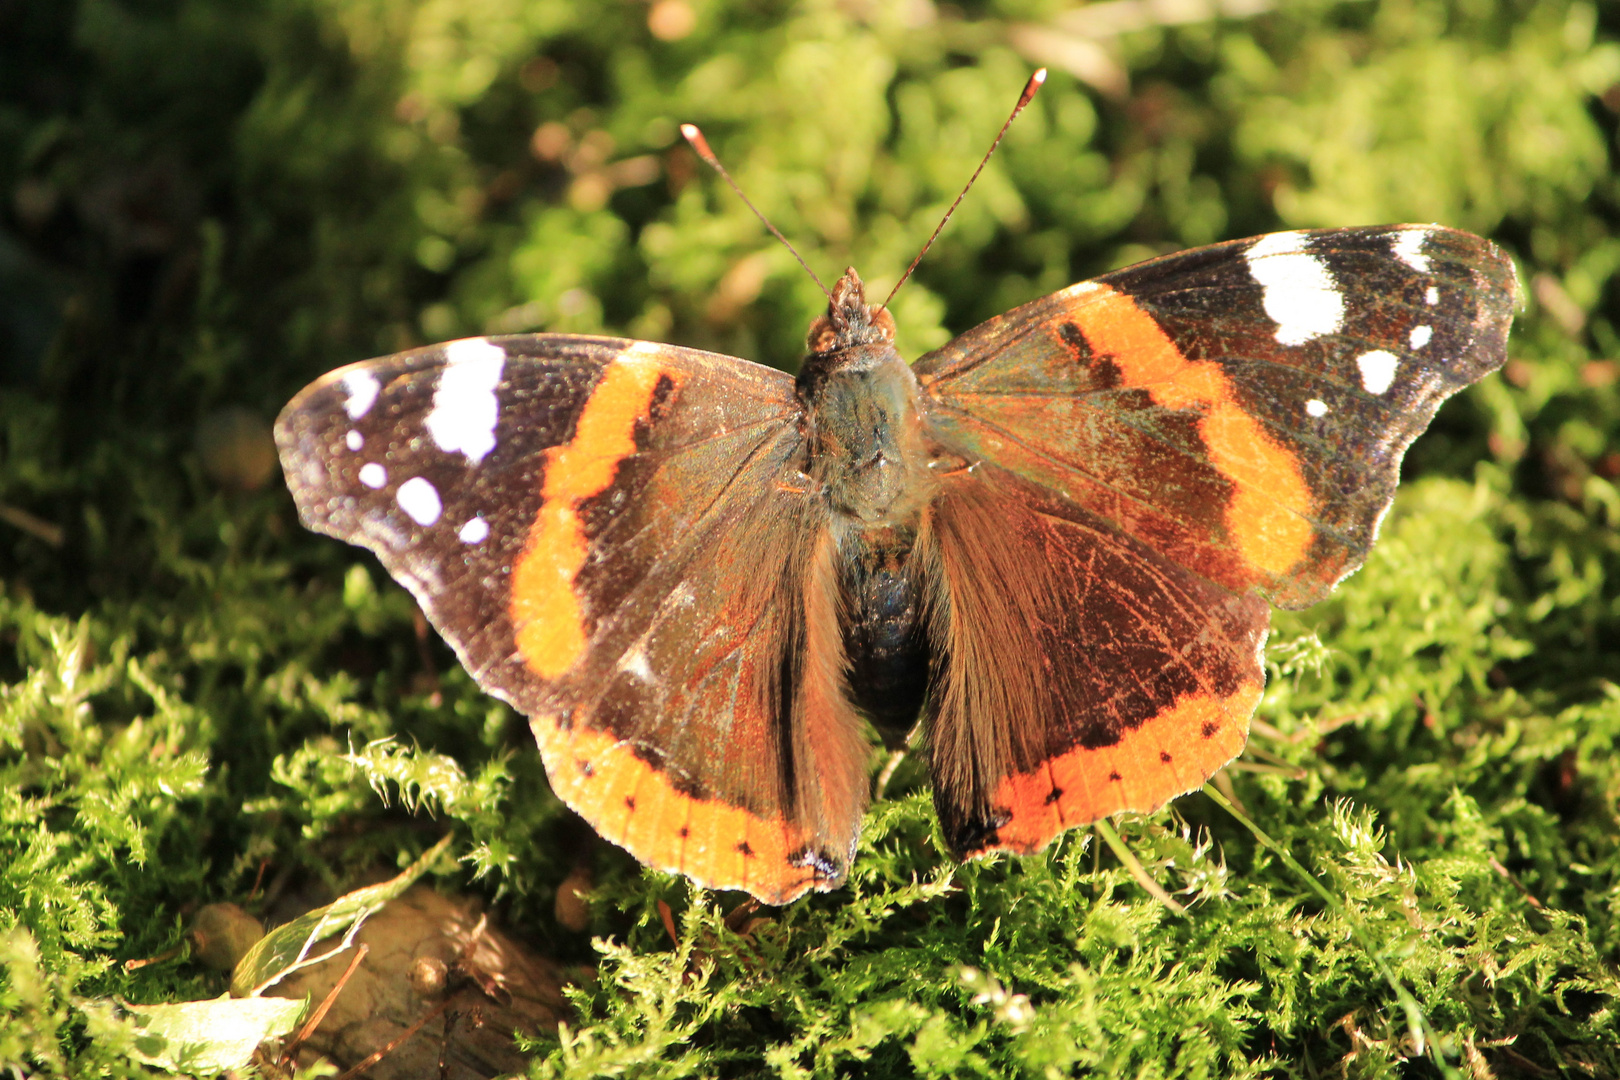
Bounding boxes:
[915,225,1518,609]
[276,335,871,903]
[919,462,1269,858]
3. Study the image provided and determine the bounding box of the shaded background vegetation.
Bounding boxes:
[1,0,1618,1075]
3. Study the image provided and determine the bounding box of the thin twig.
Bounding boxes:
[1207,767,1248,816]
[332,997,455,1080]
[283,944,370,1061]
[1093,817,1186,916]
[1488,857,1546,910]
[1251,712,1369,744]
[122,945,183,972]
[873,748,907,799]
[1223,759,1309,779]
[0,504,63,547]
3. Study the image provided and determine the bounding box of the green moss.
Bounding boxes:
[1,0,1618,1075]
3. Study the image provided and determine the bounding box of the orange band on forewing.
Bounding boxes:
[511,350,673,679]
[529,711,816,904]
[983,680,1261,856]
[1070,284,1315,580]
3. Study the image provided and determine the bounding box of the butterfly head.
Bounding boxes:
[806,268,896,356]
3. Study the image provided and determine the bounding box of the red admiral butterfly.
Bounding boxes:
[276,111,1516,906]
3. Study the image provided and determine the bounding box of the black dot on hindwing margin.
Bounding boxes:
[1201,721,1218,738]
[1160,751,1173,763]
[1108,770,1123,782]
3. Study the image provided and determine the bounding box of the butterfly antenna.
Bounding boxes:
[681,123,831,299]
[879,68,1047,313]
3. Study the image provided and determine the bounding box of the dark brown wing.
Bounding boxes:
[276,335,869,903]
[911,226,1514,855]
[919,463,1269,858]
[915,226,1517,609]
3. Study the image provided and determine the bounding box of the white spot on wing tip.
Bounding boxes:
[341,371,380,420]
[444,336,506,363]
[458,516,489,545]
[427,337,506,465]
[1305,398,1329,418]
[1357,350,1400,395]
[345,430,363,451]
[1410,324,1432,350]
[1246,231,1344,346]
[1248,231,1309,258]
[1425,285,1440,305]
[396,475,442,526]
[1392,229,1433,274]
[358,462,387,489]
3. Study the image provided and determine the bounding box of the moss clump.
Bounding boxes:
[1,1,1618,1075]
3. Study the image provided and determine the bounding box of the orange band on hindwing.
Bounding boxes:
[975,680,1262,857]
[511,347,676,679]
[528,711,820,904]
[1067,283,1316,581]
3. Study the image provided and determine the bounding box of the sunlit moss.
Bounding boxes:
[0,0,1617,1075]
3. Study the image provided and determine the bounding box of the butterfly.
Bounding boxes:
[275,224,1516,904]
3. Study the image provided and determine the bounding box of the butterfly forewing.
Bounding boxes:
[915,225,1518,610]
[280,337,596,698]
[277,334,869,903]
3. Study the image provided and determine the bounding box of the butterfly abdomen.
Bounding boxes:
[837,525,931,743]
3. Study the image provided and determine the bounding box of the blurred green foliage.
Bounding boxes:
[1,0,1619,1075]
